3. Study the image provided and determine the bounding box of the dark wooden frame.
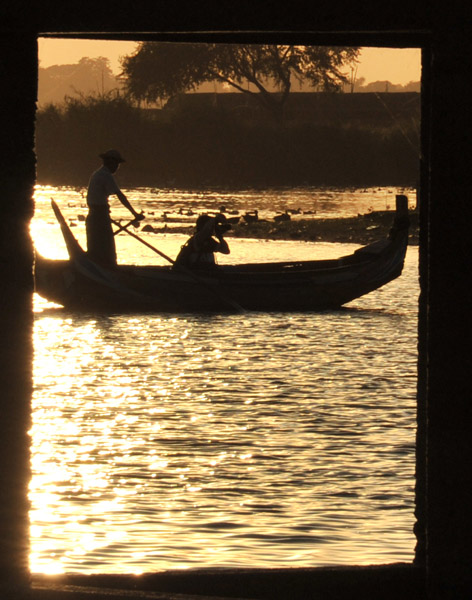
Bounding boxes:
[1,2,471,598]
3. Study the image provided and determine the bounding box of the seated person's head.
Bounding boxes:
[196,214,212,231]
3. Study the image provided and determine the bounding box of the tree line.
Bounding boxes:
[38,57,120,106]
[35,92,419,189]
[37,56,419,108]
[36,44,419,188]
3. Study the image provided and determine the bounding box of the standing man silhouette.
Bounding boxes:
[86,149,144,266]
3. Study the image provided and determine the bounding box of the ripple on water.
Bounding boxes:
[31,194,418,573]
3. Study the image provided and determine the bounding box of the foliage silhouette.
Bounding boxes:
[121,43,359,120]
[35,93,419,188]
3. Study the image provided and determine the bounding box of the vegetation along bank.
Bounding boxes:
[36,93,420,189]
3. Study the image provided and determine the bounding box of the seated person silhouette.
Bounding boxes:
[174,213,230,269]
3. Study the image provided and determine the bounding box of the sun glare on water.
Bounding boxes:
[30,185,418,574]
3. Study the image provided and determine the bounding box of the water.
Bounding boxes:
[30,185,418,575]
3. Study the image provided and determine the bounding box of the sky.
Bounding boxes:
[37,38,421,85]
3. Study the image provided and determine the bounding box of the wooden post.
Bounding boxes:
[424,13,472,599]
[0,32,36,591]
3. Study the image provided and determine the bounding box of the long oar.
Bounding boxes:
[111,219,246,313]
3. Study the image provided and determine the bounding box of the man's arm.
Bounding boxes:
[214,214,230,255]
[215,234,230,255]
[117,190,144,220]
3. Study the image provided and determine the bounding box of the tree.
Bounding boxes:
[121,43,359,118]
[38,57,120,106]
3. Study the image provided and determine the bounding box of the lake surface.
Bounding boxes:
[30,185,418,575]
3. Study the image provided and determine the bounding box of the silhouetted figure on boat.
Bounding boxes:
[86,149,144,267]
[174,213,231,270]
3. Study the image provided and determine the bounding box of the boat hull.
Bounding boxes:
[34,197,410,313]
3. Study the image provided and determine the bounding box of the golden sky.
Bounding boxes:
[38,38,421,85]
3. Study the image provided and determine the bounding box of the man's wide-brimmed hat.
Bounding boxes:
[99,149,125,163]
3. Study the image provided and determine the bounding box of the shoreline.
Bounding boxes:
[148,210,419,246]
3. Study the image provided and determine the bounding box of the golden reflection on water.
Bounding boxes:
[30,186,418,574]
[31,302,418,573]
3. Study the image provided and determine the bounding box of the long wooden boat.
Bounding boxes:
[34,196,410,313]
